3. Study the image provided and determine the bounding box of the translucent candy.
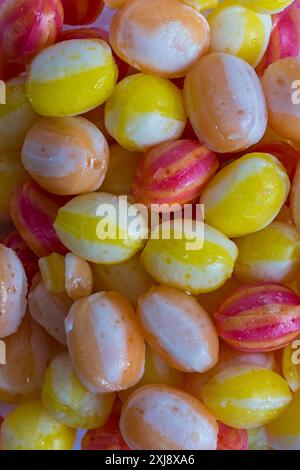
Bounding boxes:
[39,253,66,294]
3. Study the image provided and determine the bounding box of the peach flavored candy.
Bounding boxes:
[0,243,27,338]
[109,0,210,78]
[65,253,94,300]
[10,180,68,257]
[61,0,104,26]
[0,0,63,65]
[214,283,300,352]
[137,285,219,373]
[65,291,145,393]
[1,231,38,284]
[22,117,109,196]
[1,400,76,450]
[0,315,52,403]
[120,385,218,450]
[184,52,267,153]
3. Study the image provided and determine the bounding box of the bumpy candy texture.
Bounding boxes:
[184,52,267,153]
[133,140,219,208]
[105,73,187,152]
[266,388,300,449]
[234,221,300,283]
[10,180,68,257]
[201,153,290,237]
[109,0,210,78]
[0,151,28,222]
[1,231,39,284]
[0,0,64,65]
[201,365,291,429]
[120,385,218,450]
[208,1,272,67]
[256,0,300,76]
[65,291,145,393]
[61,0,104,25]
[1,400,76,450]
[26,38,118,117]
[22,116,109,195]
[54,192,147,264]
[214,283,300,352]
[141,223,238,294]
[0,77,37,152]
[42,352,115,429]
[137,285,219,373]
[262,57,300,141]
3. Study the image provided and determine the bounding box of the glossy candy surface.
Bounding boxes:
[26,39,118,117]
[65,253,94,300]
[0,243,27,338]
[184,52,267,153]
[65,291,145,393]
[10,180,68,257]
[201,365,292,428]
[208,2,272,67]
[39,253,66,294]
[262,57,300,141]
[137,286,219,373]
[22,117,109,195]
[101,144,140,196]
[105,73,187,152]
[133,140,219,208]
[0,315,52,403]
[0,0,64,65]
[141,223,238,294]
[28,274,73,345]
[237,0,295,14]
[1,400,76,450]
[109,0,210,78]
[201,153,290,237]
[0,151,28,222]
[0,77,37,152]
[61,0,104,25]
[214,283,300,352]
[120,385,218,450]
[54,192,147,264]
[1,231,38,284]
[234,221,300,283]
[42,352,115,429]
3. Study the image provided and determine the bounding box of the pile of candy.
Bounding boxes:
[2,0,300,451]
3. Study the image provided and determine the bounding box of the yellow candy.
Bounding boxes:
[201,365,291,429]
[1,400,76,450]
[92,253,154,308]
[119,346,184,402]
[201,153,290,238]
[180,0,219,11]
[266,389,300,449]
[101,144,140,196]
[282,339,300,392]
[0,151,28,222]
[38,253,65,294]
[237,0,294,14]
[105,73,187,152]
[141,223,238,294]
[26,39,118,117]
[208,2,272,67]
[42,352,115,429]
[234,221,300,283]
[54,192,147,264]
[0,77,37,152]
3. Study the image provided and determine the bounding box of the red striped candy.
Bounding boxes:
[256,0,300,76]
[61,0,104,26]
[133,140,219,208]
[10,180,68,257]
[214,283,300,352]
[0,0,64,65]
[217,422,248,451]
